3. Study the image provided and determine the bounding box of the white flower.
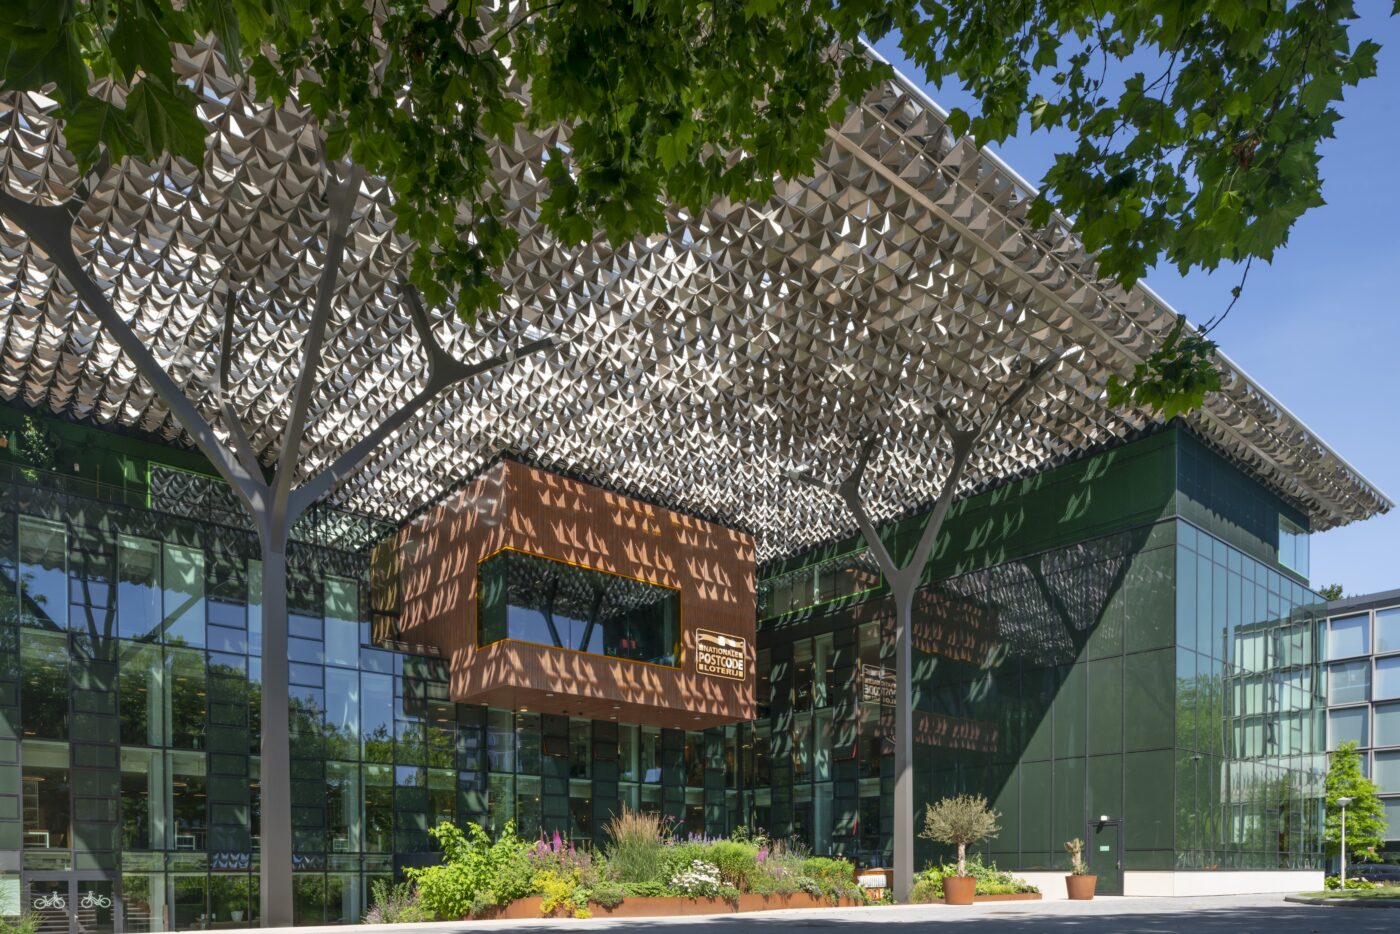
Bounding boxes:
[670,859,722,896]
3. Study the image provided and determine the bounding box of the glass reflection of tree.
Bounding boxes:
[362,724,394,765]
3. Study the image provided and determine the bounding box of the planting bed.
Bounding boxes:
[480,893,862,919]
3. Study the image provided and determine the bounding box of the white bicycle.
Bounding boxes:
[31,893,66,911]
[80,892,113,910]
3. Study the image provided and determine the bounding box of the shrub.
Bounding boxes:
[749,867,801,897]
[536,868,590,918]
[1325,875,1377,891]
[603,808,670,884]
[0,916,38,934]
[911,872,944,903]
[730,826,772,849]
[661,841,711,880]
[919,795,1001,877]
[529,832,599,887]
[800,857,857,901]
[910,855,1038,902]
[670,859,723,897]
[362,879,430,924]
[587,880,626,909]
[407,821,534,919]
[708,840,760,891]
[620,881,670,898]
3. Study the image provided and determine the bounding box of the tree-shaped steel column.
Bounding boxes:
[0,163,553,926]
[791,351,1065,903]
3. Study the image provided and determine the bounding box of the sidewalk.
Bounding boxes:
[201,895,1395,934]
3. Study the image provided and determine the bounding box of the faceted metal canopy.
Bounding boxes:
[0,40,1389,563]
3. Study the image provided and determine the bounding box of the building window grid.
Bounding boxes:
[1,499,438,927]
[1322,606,1400,841]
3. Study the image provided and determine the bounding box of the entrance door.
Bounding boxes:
[24,876,119,934]
[1088,819,1123,895]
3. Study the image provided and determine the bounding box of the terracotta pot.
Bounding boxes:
[1065,874,1097,900]
[943,876,976,905]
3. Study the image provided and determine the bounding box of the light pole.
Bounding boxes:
[1337,796,1353,887]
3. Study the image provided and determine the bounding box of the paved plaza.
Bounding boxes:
[251,896,1395,934]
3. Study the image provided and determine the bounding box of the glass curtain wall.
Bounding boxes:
[0,477,458,929]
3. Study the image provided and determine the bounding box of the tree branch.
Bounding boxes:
[789,349,1069,593]
[400,277,469,389]
[834,436,902,585]
[286,324,554,522]
[217,287,266,483]
[0,183,263,514]
[271,164,364,518]
[904,350,1066,578]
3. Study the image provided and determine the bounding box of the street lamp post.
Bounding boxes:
[1337,796,1353,887]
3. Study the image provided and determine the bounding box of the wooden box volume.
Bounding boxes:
[383,460,756,728]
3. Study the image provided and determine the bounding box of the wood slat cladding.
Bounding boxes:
[391,460,756,728]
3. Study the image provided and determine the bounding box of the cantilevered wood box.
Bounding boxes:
[384,459,755,729]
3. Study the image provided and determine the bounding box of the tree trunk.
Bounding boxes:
[957,842,966,878]
[258,547,293,927]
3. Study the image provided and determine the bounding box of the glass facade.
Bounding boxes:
[0,413,1334,929]
[1322,594,1400,855]
[476,548,679,665]
[753,427,1327,876]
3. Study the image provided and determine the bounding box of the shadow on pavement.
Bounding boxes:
[392,902,1394,934]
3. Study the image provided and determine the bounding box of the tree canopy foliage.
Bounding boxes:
[1325,740,1388,862]
[0,0,1390,415]
[1318,583,1345,601]
[920,793,1001,876]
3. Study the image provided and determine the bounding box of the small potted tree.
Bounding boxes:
[920,795,1001,906]
[1064,838,1096,900]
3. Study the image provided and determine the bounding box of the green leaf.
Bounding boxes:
[655,120,695,171]
[196,0,244,73]
[0,12,88,104]
[108,0,181,83]
[248,53,290,104]
[945,107,971,139]
[63,98,140,172]
[1025,194,1052,228]
[323,120,351,162]
[124,76,208,166]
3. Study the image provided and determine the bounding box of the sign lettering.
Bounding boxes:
[695,629,747,681]
[861,664,895,706]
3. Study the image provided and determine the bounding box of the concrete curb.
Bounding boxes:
[1284,895,1400,909]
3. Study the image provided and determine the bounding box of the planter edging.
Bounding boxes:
[473,892,860,920]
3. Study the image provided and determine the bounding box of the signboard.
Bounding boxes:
[861,664,895,706]
[695,629,747,681]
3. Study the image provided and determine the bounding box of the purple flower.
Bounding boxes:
[757,847,768,863]
[552,830,563,853]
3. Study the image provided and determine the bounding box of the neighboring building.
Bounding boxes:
[0,44,1391,932]
[1323,590,1400,858]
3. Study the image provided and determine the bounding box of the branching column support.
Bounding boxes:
[792,352,1063,903]
[0,163,553,926]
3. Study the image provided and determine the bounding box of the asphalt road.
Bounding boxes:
[249,895,1397,934]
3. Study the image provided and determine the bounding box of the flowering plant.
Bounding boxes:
[669,859,722,897]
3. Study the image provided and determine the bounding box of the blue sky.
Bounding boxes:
[874,9,1400,598]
